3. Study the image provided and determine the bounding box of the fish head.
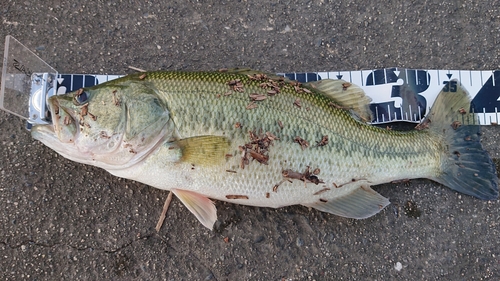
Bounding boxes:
[31,79,173,169]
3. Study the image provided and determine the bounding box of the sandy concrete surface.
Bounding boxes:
[1,0,499,280]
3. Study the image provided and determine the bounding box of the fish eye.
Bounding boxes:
[74,89,89,105]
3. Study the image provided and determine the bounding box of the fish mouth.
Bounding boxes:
[46,97,78,143]
[31,120,84,166]
[32,122,55,135]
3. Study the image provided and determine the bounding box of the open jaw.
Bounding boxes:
[48,98,80,144]
[31,99,83,162]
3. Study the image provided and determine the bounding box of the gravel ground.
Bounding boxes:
[1,1,500,280]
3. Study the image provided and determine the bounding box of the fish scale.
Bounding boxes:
[146,71,439,171]
[121,72,441,205]
[31,70,498,229]
[148,72,430,151]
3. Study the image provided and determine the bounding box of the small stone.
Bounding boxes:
[254,236,264,243]
[296,237,304,247]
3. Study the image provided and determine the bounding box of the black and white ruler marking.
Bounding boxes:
[56,68,500,125]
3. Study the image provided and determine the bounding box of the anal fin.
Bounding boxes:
[303,184,390,219]
[171,188,217,230]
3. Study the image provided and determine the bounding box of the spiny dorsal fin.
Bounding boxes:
[223,68,292,82]
[174,135,230,166]
[306,79,373,122]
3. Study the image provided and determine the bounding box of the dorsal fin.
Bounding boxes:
[306,79,373,122]
[223,68,292,82]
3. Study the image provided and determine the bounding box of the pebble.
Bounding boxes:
[254,235,264,243]
[296,237,304,247]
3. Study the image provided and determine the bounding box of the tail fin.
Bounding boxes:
[424,79,498,200]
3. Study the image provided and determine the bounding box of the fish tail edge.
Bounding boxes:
[426,79,498,200]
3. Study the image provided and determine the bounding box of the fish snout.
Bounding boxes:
[49,98,78,143]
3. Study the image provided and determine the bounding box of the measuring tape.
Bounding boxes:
[55,68,500,125]
[1,36,499,126]
[284,69,500,125]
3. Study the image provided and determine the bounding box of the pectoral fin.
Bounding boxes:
[173,135,230,166]
[303,184,390,219]
[171,188,217,230]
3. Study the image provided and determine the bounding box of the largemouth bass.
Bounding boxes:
[31,70,498,229]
